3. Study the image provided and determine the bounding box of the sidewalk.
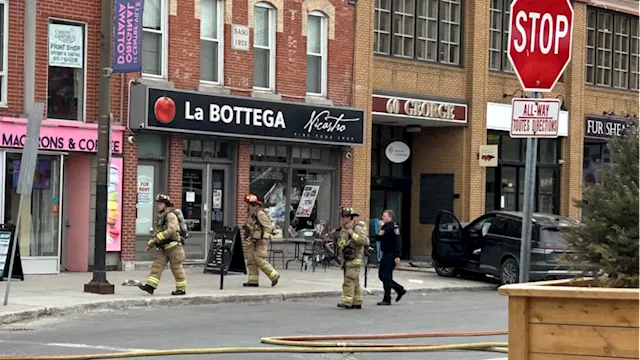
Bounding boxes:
[0,266,496,325]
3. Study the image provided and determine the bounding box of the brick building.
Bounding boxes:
[355,0,639,261]
[0,0,366,273]
[0,0,637,274]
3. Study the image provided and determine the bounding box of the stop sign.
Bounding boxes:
[507,0,574,92]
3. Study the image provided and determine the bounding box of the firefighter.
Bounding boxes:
[243,194,280,287]
[337,207,369,309]
[138,194,187,296]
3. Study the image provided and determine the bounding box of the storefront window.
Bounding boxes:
[250,143,338,238]
[485,132,561,214]
[137,134,164,158]
[136,164,156,235]
[249,166,287,236]
[4,154,61,257]
[183,139,229,159]
[290,170,332,234]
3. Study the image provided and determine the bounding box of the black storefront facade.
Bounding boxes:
[126,84,365,263]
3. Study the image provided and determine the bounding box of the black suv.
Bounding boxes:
[431,210,580,285]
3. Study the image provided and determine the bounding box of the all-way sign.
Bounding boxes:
[510,98,561,138]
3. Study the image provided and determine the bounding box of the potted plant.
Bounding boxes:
[498,125,639,360]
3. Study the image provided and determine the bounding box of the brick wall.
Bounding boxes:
[121,137,138,261]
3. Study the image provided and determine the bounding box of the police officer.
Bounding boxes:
[337,207,369,309]
[139,194,187,296]
[377,209,406,305]
[243,194,280,287]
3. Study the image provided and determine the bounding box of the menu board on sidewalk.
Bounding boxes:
[0,226,24,281]
[295,185,320,218]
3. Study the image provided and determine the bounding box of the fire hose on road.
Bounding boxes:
[0,330,508,360]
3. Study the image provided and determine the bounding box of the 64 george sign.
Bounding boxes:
[129,85,365,146]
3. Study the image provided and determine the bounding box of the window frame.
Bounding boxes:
[141,0,169,79]
[488,0,514,73]
[253,2,276,91]
[46,18,88,122]
[306,11,328,97]
[373,0,464,66]
[374,0,391,54]
[586,7,639,91]
[0,0,7,107]
[249,143,340,235]
[199,0,224,85]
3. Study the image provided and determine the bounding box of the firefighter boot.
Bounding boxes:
[171,290,186,296]
[243,282,259,287]
[138,284,155,294]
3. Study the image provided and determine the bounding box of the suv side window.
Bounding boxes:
[489,216,522,238]
[467,215,496,236]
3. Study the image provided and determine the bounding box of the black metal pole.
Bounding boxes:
[85,0,114,294]
[220,237,225,290]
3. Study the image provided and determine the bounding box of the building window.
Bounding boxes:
[485,132,561,215]
[200,0,223,84]
[47,21,85,121]
[374,0,391,54]
[489,0,513,72]
[253,3,275,90]
[373,0,462,65]
[306,12,327,96]
[0,0,6,106]
[142,0,166,77]
[586,8,639,91]
[249,144,338,239]
[183,139,230,159]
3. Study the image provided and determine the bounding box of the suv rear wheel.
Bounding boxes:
[434,260,458,278]
[500,258,519,285]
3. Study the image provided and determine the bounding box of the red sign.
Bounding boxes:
[371,95,467,123]
[507,0,574,92]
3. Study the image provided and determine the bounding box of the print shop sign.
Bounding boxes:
[138,87,365,146]
[112,0,143,73]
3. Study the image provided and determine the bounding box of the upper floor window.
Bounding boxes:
[142,0,166,77]
[254,3,276,90]
[586,8,639,91]
[200,0,223,84]
[488,0,513,72]
[374,0,462,65]
[0,0,7,106]
[47,20,86,121]
[306,12,327,96]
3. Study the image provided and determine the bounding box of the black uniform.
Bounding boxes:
[378,222,406,303]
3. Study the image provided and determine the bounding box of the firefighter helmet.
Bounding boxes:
[244,193,262,205]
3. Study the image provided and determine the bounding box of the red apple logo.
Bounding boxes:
[154,96,176,123]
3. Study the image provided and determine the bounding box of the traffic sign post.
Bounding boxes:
[3,102,44,306]
[507,0,574,283]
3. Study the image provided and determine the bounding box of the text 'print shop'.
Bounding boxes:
[0,117,125,275]
[124,84,365,267]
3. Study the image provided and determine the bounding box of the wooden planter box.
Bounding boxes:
[498,278,639,360]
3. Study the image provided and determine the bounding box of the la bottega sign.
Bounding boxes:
[154,96,176,123]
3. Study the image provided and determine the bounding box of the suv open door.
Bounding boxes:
[432,211,464,276]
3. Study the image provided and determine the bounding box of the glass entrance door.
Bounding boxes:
[369,189,408,259]
[181,164,230,261]
[3,153,64,274]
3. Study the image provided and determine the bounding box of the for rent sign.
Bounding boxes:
[510,98,561,138]
[0,118,124,154]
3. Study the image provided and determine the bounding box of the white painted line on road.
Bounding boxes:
[408,279,424,284]
[482,357,508,360]
[0,339,152,352]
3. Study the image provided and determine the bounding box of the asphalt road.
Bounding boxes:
[0,290,508,360]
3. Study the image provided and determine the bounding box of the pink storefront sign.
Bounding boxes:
[0,117,124,154]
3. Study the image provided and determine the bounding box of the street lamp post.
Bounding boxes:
[84,0,115,295]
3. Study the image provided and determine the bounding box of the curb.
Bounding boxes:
[0,284,497,326]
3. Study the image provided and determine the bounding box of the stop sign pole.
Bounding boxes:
[507,0,574,283]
